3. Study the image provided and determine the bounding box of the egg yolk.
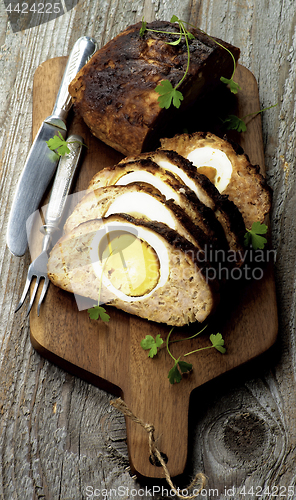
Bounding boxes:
[100,232,160,296]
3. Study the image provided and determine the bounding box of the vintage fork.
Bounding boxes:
[15,134,83,316]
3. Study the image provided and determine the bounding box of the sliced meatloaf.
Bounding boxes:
[115,150,246,256]
[63,182,214,257]
[86,159,229,252]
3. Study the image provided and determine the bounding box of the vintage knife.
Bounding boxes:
[7,35,97,257]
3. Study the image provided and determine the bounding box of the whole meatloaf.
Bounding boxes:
[68,21,240,156]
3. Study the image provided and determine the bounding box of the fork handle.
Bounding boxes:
[41,134,84,250]
[50,37,97,123]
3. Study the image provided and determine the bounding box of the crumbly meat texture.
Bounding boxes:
[160,131,272,229]
[48,215,220,326]
[68,21,240,156]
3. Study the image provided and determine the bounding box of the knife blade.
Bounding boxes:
[7,35,97,257]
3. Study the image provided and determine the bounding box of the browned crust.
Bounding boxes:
[64,182,214,257]
[69,21,239,156]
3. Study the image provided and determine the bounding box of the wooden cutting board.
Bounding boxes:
[29,56,278,479]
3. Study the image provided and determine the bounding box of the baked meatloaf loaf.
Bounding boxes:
[68,21,240,156]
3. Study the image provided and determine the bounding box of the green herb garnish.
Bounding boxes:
[88,305,110,322]
[168,358,193,384]
[46,131,85,157]
[209,333,227,354]
[155,16,193,109]
[223,104,278,132]
[140,324,226,384]
[220,76,241,95]
[244,221,268,250]
[166,327,192,383]
[170,326,226,384]
[183,331,226,357]
[140,15,240,108]
[141,334,164,358]
[223,114,247,132]
[155,80,184,109]
[139,17,147,37]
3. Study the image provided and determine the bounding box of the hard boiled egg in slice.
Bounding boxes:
[186,146,232,193]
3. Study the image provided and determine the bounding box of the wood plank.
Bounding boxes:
[29,57,278,479]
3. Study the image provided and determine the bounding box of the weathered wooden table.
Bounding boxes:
[0,1,295,499]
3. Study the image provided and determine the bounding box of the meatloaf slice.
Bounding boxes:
[160,131,272,229]
[68,21,239,156]
[48,214,220,326]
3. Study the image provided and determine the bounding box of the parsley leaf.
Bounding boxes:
[46,131,70,156]
[88,305,110,322]
[155,80,184,109]
[166,33,182,46]
[168,363,182,384]
[187,32,195,40]
[223,104,278,133]
[210,333,226,354]
[223,114,247,132]
[168,362,183,384]
[46,132,86,157]
[168,359,192,384]
[141,15,239,108]
[244,221,268,250]
[165,328,193,384]
[141,334,164,358]
[139,17,147,37]
[220,76,241,94]
[178,360,193,373]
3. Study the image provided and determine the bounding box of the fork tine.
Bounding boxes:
[15,274,33,313]
[37,277,50,316]
[26,276,41,317]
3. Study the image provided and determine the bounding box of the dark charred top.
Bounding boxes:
[70,21,239,116]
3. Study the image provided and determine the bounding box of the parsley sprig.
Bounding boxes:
[140,15,240,109]
[46,131,85,157]
[141,334,164,358]
[244,221,268,250]
[166,327,193,384]
[87,235,122,323]
[223,104,278,133]
[148,15,193,109]
[141,324,226,384]
[87,253,110,322]
[88,304,110,322]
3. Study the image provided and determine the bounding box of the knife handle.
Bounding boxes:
[41,134,84,250]
[50,36,97,123]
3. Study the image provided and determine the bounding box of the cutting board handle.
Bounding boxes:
[125,388,189,478]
